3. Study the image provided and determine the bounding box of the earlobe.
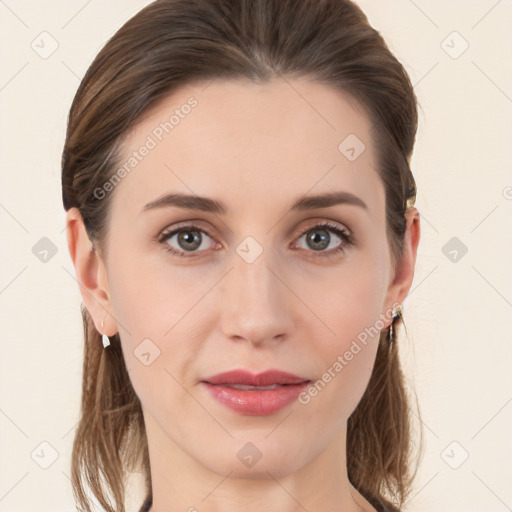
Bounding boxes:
[65,207,115,336]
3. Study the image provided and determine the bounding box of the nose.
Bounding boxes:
[219,249,292,347]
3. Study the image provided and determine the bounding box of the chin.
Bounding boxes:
[197,438,308,480]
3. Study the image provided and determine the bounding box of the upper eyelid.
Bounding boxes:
[158,221,214,241]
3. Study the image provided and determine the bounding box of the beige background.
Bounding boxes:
[1,1,511,511]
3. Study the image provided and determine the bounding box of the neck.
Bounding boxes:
[142,411,375,512]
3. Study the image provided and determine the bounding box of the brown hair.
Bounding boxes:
[61,1,423,511]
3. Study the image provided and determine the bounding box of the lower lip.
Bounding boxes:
[201,382,310,416]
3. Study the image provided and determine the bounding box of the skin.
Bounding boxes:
[66,77,420,512]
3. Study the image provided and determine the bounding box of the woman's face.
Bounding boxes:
[76,77,416,479]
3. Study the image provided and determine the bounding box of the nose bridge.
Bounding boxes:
[220,243,290,344]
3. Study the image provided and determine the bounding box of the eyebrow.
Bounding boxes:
[141,191,368,215]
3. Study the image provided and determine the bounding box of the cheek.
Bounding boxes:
[297,256,386,416]
[105,248,208,397]
[299,252,387,342]
[305,327,379,426]
[106,244,200,339]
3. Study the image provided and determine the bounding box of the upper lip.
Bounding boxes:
[202,370,310,386]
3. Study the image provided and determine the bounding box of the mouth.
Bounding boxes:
[199,370,312,415]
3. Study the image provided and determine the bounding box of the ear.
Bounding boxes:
[65,207,117,337]
[382,206,421,325]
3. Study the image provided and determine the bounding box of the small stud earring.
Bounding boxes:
[101,319,110,348]
[388,304,402,343]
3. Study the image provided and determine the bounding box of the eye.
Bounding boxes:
[157,221,355,259]
[293,221,355,259]
[158,225,217,257]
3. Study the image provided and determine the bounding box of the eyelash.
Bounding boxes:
[157,221,355,260]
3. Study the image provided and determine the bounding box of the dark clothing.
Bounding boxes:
[364,493,401,512]
[138,493,400,512]
[139,495,151,512]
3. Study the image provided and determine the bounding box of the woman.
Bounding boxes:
[62,0,422,511]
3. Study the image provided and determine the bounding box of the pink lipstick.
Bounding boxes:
[200,369,310,416]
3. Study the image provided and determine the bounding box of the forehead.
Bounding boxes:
[110,77,383,220]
